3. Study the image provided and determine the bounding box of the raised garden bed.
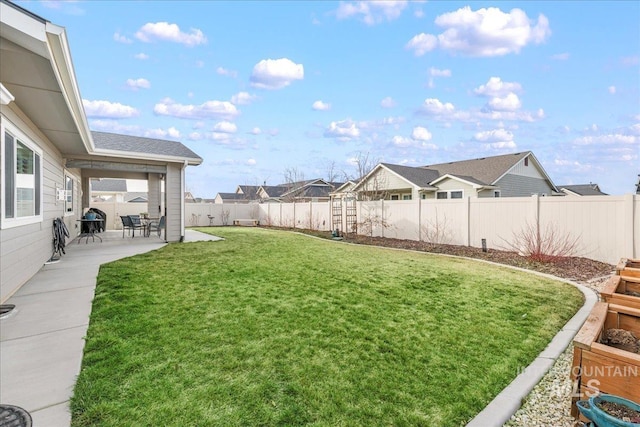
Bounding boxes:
[571,302,640,419]
[601,275,640,310]
[616,258,640,279]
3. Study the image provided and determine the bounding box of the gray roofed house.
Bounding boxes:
[92,131,202,162]
[351,151,559,200]
[215,192,252,204]
[91,178,127,192]
[125,192,149,203]
[236,185,261,200]
[559,184,608,196]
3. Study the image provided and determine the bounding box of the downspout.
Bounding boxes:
[180,160,187,242]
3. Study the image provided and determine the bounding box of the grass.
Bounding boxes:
[71,227,583,427]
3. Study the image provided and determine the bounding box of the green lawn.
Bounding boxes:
[71,228,583,427]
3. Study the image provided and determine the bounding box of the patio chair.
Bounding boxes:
[120,215,142,238]
[128,215,144,237]
[147,215,165,238]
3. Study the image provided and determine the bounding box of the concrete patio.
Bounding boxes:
[0,229,222,426]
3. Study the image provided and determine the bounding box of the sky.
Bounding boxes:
[18,0,640,197]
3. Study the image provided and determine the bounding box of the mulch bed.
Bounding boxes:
[267,227,614,284]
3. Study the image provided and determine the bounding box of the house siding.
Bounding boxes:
[1,105,76,302]
[165,162,183,241]
[496,173,555,197]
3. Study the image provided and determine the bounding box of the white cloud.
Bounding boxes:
[213,121,238,134]
[135,22,207,47]
[608,86,617,94]
[246,158,257,166]
[421,98,455,115]
[429,67,451,77]
[134,53,149,60]
[217,67,238,78]
[336,1,408,25]
[405,33,438,56]
[249,127,262,135]
[391,136,412,147]
[153,98,240,120]
[125,78,151,90]
[484,141,517,149]
[573,134,637,146]
[487,93,522,111]
[231,91,257,105]
[324,119,360,140]
[473,128,514,143]
[412,126,432,141]
[556,125,571,134]
[114,32,132,44]
[414,9,424,19]
[312,100,331,111]
[551,52,569,60]
[250,58,304,90]
[144,127,181,139]
[83,99,139,118]
[474,77,522,97]
[380,96,397,108]
[407,6,551,57]
[188,132,203,141]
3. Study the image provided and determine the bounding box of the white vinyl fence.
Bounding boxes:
[97,195,639,265]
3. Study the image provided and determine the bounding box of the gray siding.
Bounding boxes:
[496,173,555,197]
[1,105,76,302]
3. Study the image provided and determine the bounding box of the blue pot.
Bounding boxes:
[577,394,640,427]
[85,212,96,220]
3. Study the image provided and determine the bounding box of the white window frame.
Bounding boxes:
[390,194,400,200]
[436,191,448,199]
[1,119,43,229]
[402,194,412,200]
[64,173,76,216]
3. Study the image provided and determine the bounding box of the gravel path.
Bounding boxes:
[504,276,611,427]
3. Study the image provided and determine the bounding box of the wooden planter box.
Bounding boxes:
[571,302,640,418]
[600,275,640,310]
[616,258,640,278]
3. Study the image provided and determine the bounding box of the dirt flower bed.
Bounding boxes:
[275,228,614,284]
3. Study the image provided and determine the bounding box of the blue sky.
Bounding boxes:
[19,0,640,197]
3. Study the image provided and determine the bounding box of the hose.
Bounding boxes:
[52,217,69,258]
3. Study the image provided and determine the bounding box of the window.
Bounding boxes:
[420,193,426,200]
[524,157,529,167]
[436,190,464,199]
[390,194,399,200]
[2,123,42,227]
[65,175,74,213]
[402,194,412,200]
[494,190,501,198]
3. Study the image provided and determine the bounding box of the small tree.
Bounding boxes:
[501,221,582,263]
[357,202,392,238]
[221,209,230,226]
[420,210,453,246]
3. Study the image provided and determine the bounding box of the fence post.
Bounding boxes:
[381,199,385,238]
[309,200,313,229]
[623,194,635,257]
[418,198,422,242]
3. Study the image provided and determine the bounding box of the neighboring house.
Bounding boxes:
[636,175,640,195]
[0,0,202,302]
[330,180,359,199]
[352,151,559,200]
[236,185,260,201]
[279,179,344,202]
[91,178,127,202]
[215,192,252,204]
[125,192,149,203]
[257,185,289,201]
[559,184,608,196]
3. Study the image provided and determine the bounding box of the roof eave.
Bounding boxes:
[91,148,203,166]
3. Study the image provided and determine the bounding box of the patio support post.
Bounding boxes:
[81,177,90,210]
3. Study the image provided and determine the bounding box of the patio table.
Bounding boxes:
[77,218,104,243]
